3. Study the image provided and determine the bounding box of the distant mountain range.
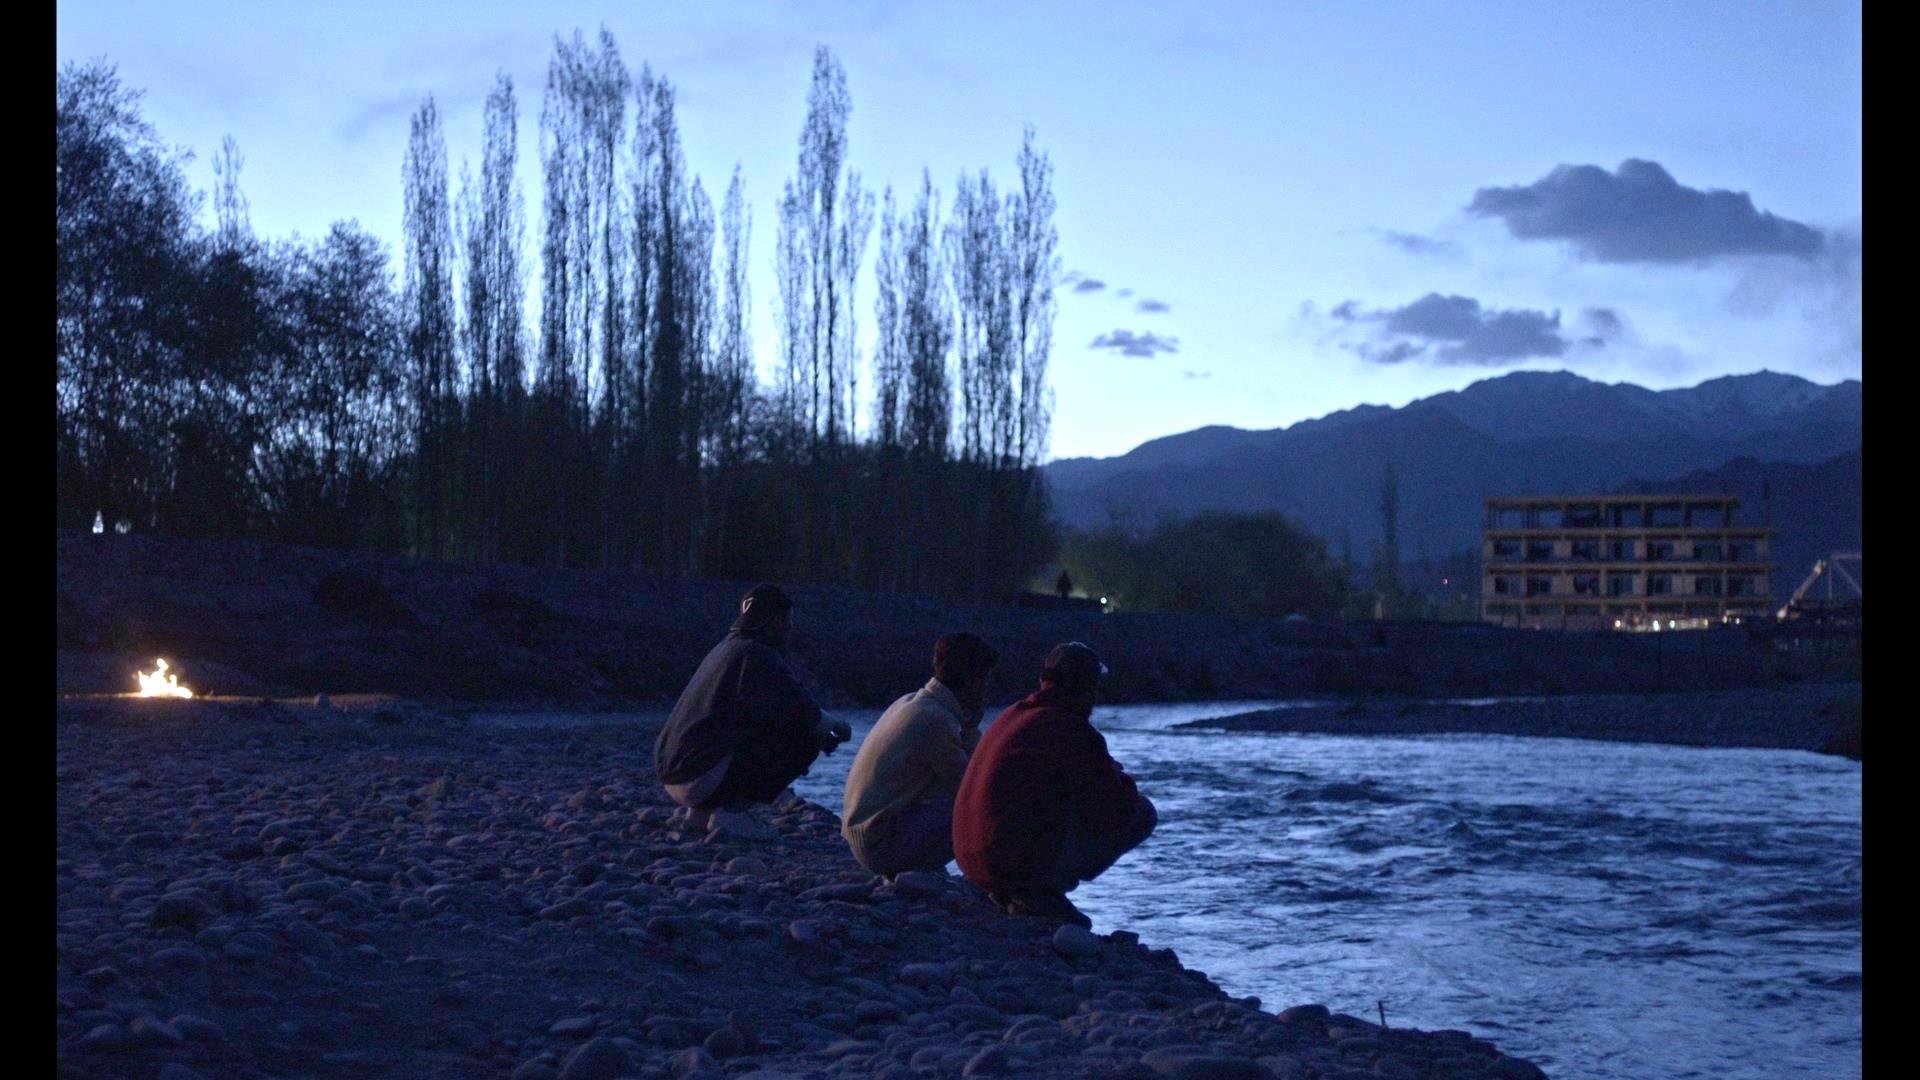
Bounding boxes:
[1045,370,1862,589]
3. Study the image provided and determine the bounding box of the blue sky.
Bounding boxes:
[56,0,1861,459]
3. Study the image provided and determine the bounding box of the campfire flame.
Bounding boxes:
[135,658,194,699]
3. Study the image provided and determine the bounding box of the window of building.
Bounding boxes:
[1609,504,1644,527]
[1728,541,1757,562]
[1526,577,1553,597]
[1490,539,1521,561]
[1526,541,1554,561]
[1648,575,1673,596]
[1608,540,1634,561]
[1493,576,1520,596]
[1530,507,1564,529]
[1728,576,1757,596]
[1694,576,1723,596]
[1607,575,1635,596]
[1572,574,1600,596]
[1491,507,1525,529]
[1566,504,1602,527]
[1693,542,1723,561]
[1688,504,1728,528]
[1570,540,1599,561]
[1649,504,1683,527]
[1646,542,1674,562]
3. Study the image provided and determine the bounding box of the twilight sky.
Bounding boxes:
[56,0,1862,460]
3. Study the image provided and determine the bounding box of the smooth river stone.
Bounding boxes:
[1050,924,1103,958]
[557,1036,633,1080]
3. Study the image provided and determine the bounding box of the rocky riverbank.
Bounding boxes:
[57,695,1552,1079]
[1179,682,1864,757]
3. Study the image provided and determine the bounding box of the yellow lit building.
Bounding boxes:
[1481,494,1773,631]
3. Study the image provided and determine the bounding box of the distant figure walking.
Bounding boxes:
[1056,570,1074,600]
[953,642,1156,928]
[842,633,999,876]
[653,585,851,840]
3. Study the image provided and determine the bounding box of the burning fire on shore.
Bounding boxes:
[135,659,194,699]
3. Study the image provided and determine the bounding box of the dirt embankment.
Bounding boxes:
[59,531,1794,710]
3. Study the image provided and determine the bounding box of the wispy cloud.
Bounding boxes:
[1136,298,1170,313]
[1378,230,1460,258]
[338,91,432,143]
[1091,329,1181,358]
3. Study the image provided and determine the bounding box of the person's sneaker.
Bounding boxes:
[707,808,780,842]
[669,805,711,834]
[998,889,1092,929]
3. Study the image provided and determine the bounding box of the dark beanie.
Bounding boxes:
[1040,641,1107,693]
[933,632,999,686]
[735,584,792,633]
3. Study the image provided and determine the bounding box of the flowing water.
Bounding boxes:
[787,698,1862,1080]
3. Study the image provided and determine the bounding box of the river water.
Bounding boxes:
[787,698,1862,1080]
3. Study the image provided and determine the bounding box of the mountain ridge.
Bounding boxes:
[1045,369,1862,569]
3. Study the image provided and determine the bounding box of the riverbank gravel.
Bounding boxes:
[56,696,1551,1078]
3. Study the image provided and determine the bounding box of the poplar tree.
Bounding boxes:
[901,171,952,462]
[872,185,905,450]
[401,95,457,556]
[779,46,873,454]
[458,73,526,561]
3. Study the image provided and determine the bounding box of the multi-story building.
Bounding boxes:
[1481,494,1773,630]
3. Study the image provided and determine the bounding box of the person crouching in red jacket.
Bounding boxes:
[952,642,1157,928]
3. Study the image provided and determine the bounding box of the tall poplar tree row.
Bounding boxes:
[56,43,1061,602]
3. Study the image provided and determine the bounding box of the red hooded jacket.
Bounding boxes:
[952,685,1142,893]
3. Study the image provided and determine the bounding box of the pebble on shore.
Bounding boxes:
[55,696,1549,1078]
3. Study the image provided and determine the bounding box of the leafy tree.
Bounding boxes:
[1060,512,1348,619]
[56,59,203,530]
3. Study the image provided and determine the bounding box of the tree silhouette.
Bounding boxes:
[54,41,1064,603]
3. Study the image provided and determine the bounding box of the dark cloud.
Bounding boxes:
[1333,293,1580,366]
[339,91,431,143]
[1073,278,1108,293]
[1379,230,1459,257]
[1581,307,1625,340]
[1091,329,1181,358]
[1136,298,1171,313]
[1356,341,1427,365]
[1468,159,1825,264]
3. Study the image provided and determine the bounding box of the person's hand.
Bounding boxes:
[816,717,853,754]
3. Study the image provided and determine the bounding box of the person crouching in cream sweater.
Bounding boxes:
[841,633,998,876]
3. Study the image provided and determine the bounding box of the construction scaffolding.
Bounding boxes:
[1776,552,1862,629]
